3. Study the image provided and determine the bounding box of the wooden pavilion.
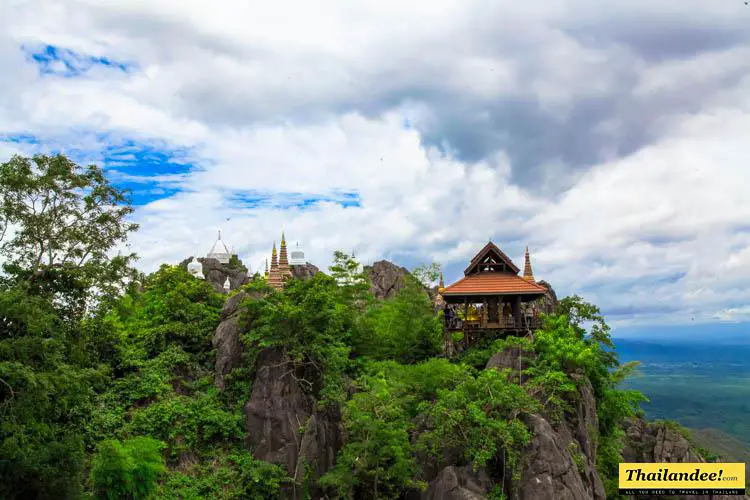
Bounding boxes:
[439,241,549,354]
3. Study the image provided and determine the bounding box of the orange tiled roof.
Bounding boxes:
[442,272,548,296]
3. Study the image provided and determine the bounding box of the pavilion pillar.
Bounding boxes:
[463,298,469,349]
[443,305,454,358]
[512,295,521,329]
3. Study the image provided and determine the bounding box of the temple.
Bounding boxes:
[439,241,549,354]
[266,232,295,290]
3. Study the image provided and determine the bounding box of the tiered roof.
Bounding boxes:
[441,241,547,298]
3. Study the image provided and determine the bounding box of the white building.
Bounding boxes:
[208,230,231,264]
[290,241,306,266]
[187,256,204,279]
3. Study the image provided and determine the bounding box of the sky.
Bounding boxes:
[1,0,750,333]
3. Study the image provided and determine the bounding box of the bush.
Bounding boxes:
[90,437,166,500]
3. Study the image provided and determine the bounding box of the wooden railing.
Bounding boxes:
[447,315,543,331]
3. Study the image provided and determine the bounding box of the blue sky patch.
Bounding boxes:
[1,132,196,206]
[21,44,137,77]
[228,190,362,210]
[101,140,197,205]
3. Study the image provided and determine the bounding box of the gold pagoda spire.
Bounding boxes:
[264,258,269,279]
[522,246,535,283]
[438,272,445,291]
[278,231,292,282]
[268,242,283,289]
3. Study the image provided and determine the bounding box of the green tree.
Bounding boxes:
[90,436,166,500]
[418,368,539,478]
[0,154,138,315]
[329,251,372,307]
[242,273,354,403]
[411,263,441,287]
[354,271,442,362]
[0,154,138,498]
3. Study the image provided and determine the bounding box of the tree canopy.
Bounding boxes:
[0,153,652,500]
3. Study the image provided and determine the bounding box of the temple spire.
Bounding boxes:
[268,242,283,289]
[523,246,535,283]
[278,231,292,282]
[264,258,269,279]
[279,232,289,267]
[439,272,445,289]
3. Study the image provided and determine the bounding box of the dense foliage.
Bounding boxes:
[0,154,653,499]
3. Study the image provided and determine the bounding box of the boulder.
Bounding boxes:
[422,465,493,500]
[291,262,320,280]
[179,256,250,294]
[621,418,748,500]
[213,290,262,389]
[486,345,536,384]
[245,349,311,475]
[244,348,342,499]
[536,280,558,315]
[622,418,703,464]
[297,405,343,497]
[515,414,595,500]
[367,260,409,299]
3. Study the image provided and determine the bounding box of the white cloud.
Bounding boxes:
[2,0,750,327]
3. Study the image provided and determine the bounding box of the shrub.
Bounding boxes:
[90,437,166,500]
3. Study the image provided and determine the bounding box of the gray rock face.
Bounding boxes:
[244,348,342,499]
[516,413,596,500]
[485,346,604,500]
[290,262,320,280]
[245,349,310,475]
[212,290,263,389]
[536,280,558,315]
[422,466,493,500]
[179,256,250,294]
[486,345,536,384]
[622,418,702,463]
[367,260,409,299]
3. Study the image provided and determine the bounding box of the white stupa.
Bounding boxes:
[208,230,231,264]
[290,241,306,266]
[223,276,231,293]
[187,256,204,279]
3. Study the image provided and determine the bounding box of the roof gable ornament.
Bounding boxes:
[464,241,520,276]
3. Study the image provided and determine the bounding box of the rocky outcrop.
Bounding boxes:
[290,262,320,280]
[244,348,342,499]
[179,256,250,293]
[423,466,493,500]
[536,280,558,315]
[366,260,409,299]
[621,418,749,500]
[516,413,596,500]
[212,290,263,389]
[486,345,536,384]
[622,418,702,464]
[484,345,604,500]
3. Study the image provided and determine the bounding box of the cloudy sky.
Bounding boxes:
[2,0,750,332]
